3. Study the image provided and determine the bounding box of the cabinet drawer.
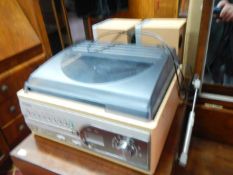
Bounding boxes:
[0,133,9,166]
[2,115,30,148]
[0,95,20,127]
[0,54,45,103]
[0,73,16,103]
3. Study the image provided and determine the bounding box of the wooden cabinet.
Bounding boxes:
[2,115,30,149]
[0,133,9,166]
[0,95,20,127]
[16,0,52,57]
[126,0,179,18]
[0,0,48,167]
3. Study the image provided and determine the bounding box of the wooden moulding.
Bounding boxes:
[194,105,233,146]
[0,0,43,73]
[194,0,213,75]
[0,53,46,104]
[16,0,52,58]
[0,132,10,166]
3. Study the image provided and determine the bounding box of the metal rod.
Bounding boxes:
[179,77,200,166]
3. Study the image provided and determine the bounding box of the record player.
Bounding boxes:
[17,41,181,174]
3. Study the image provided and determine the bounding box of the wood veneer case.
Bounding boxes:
[0,0,47,166]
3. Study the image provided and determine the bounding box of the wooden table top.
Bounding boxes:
[10,105,186,175]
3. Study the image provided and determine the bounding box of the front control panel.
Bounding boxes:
[80,126,148,166]
[19,99,150,171]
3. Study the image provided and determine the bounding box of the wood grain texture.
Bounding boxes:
[194,105,233,146]
[0,0,42,69]
[0,53,46,103]
[128,0,155,18]
[202,83,233,97]
[0,133,9,166]
[198,97,233,110]
[125,0,179,18]
[0,95,20,127]
[10,104,186,175]
[154,0,179,18]
[182,0,203,79]
[2,114,30,148]
[194,0,213,75]
[174,137,233,175]
[17,0,52,58]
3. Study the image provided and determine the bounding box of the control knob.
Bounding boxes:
[115,138,136,158]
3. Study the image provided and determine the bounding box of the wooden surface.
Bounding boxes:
[11,104,186,175]
[154,0,179,18]
[17,0,52,58]
[126,0,179,18]
[194,105,233,146]
[198,97,233,110]
[139,18,186,60]
[127,0,155,18]
[0,95,20,127]
[93,18,141,44]
[0,53,45,104]
[0,133,9,166]
[174,137,233,175]
[182,0,203,79]
[2,114,30,148]
[202,83,233,97]
[0,0,47,167]
[194,0,213,75]
[0,0,43,72]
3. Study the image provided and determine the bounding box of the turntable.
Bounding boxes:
[18,41,181,174]
[24,41,175,120]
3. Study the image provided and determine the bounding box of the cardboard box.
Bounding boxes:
[92,18,141,44]
[135,18,186,60]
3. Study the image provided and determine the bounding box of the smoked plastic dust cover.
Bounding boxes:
[25,41,175,120]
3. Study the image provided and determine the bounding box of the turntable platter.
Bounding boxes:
[62,55,152,83]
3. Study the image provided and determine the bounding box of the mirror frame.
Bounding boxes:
[195,0,233,106]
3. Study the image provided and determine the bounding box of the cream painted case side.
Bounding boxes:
[150,73,180,174]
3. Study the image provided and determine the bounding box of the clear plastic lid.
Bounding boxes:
[25,41,175,120]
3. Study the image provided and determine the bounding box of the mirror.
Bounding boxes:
[202,0,233,97]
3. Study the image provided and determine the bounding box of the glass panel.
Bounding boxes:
[62,54,152,83]
[203,0,233,95]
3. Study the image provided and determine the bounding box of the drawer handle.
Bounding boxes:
[19,124,25,131]
[9,105,16,113]
[1,84,8,93]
